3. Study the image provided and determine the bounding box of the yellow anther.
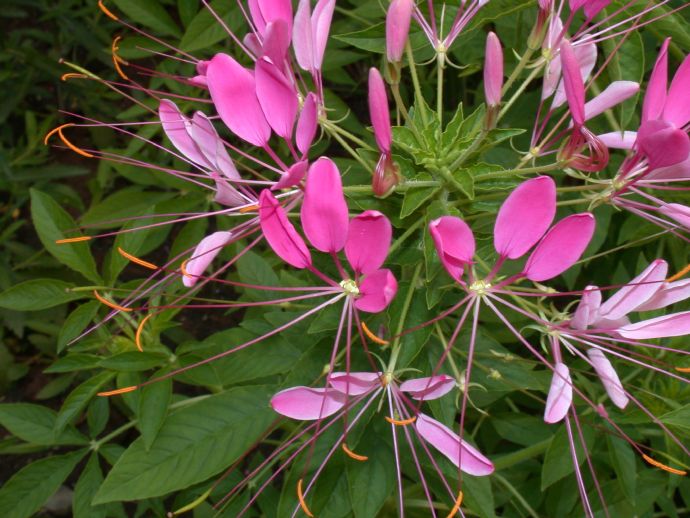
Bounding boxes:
[111,36,130,81]
[642,454,687,476]
[135,314,153,352]
[61,73,87,81]
[445,491,464,517]
[97,385,138,397]
[93,290,133,313]
[55,236,91,244]
[296,479,314,517]
[675,366,690,373]
[385,415,417,426]
[667,263,690,283]
[239,203,259,214]
[341,443,368,462]
[98,0,119,21]
[180,259,192,278]
[44,124,94,158]
[117,247,159,270]
[361,322,389,345]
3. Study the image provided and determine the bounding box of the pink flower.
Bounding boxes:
[385,0,414,63]
[293,0,336,73]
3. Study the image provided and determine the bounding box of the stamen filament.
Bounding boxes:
[97,385,137,397]
[385,415,417,426]
[93,290,133,312]
[446,491,464,517]
[55,236,91,244]
[667,263,690,283]
[98,0,119,21]
[135,314,153,352]
[296,479,314,517]
[361,322,389,345]
[642,454,687,476]
[117,247,158,270]
[341,443,368,461]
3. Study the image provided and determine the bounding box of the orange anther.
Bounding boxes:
[55,236,91,244]
[676,366,690,373]
[667,264,690,283]
[361,321,389,345]
[45,124,94,158]
[93,290,133,312]
[98,0,119,20]
[296,479,314,517]
[117,247,158,270]
[97,385,137,397]
[111,36,130,81]
[385,415,417,426]
[445,491,464,517]
[44,123,72,145]
[61,73,87,81]
[180,259,192,278]
[642,454,687,476]
[239,204,259,214]
[341,443,368,462]
[135,314,153,352]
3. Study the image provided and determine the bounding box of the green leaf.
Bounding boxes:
[112,0,181,37]
[347,437,395,518]
[607,435,636,501]
[0,404,88,446]
[138,374,172,451]
[93,386,275,503]
[541,425,594,490]
[98,351,168,372]
[400,173,438,218]
[179,1,236,52]
[0,279,83,311]
[73,454,108,518]
[55,372,116,433]
[80,188,174,229]
[30,189,101,283]
[58,301,100,352]
[0,450,87,518]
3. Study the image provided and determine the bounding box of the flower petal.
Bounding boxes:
[296,92,318,156]
[261,20,292,64]
[638,120,690,170]
[642,38,670,123]
[292,0,314,71]
[183,231,233,287]
[587,349,629,409]
[570,285,602,330]
[190,112,240,180]
[345,210,392,275]
[659,202,690,229]
[663,52,690,128]
[618,311,690,339]
[272,160,308,191]
[399,375,456,401]
[494,176,556,259]
[259,189,312,268]
[311,0,336,71]
[355,269,398,313]
[523,213,595,282]
[270,386,346,420]
[583,81,639,122]
[644,155,690,181]
[300,157,349,253]
[429,216,475,281]
[255,58,298,140]
[159,99,208,167]
[559,40,586,125]
[544,362,572,424]
[385,0,414,63]
[206,53,271,146]
[598,259,668,320]
[552,39,597,109]
[597,131,637,150]
[636,278,690,311]
[368,68,392,153]
[415,414,494,476]
[328,372,382,395]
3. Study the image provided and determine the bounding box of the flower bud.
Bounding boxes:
[368,68,392,154]
[385,0,414,64]
[484,32,503,109]
[372,153,401,197]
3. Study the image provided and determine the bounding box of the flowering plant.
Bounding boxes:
[2,1,690,517]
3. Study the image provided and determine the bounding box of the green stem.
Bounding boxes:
[405,42,429,125]
[501,47,536,95]
[493,437,552,470]
[475,162,561,181]
[323,125,373,171]
[499,62,544,121]
[342,180,440,195]
[388,218,424,255]
[387,263,423,372]
[322,119,373,151]
[437,53,444,125]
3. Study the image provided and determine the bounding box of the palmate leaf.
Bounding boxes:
[93,385,275,503]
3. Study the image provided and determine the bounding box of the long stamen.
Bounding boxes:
[341,443,368,462]
[111,36,130,81]
[135,314,153,352]
[55,236,91,244]
[93,290,133,312]
[97,385,138,397]
[385,415,417,426]
[118,247,159,270]
[642,454,687,476]
[445,491,464,518]
[361,322,389,345]
[296,479,314,518]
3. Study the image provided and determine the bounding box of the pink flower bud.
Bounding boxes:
[385,0,414,63]
[368,68,392,153]
[484,32,504,108]
[373,153,401,197]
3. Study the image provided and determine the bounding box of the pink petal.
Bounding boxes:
[247,0,267,34]
[644,155,690,181]
[415,414,494,476]
[544,362,573,424]
[638,119,690,170]
[292,0,314,72]
[560,40,586,126]
[368,68,392,153]
[663,52,690,128]
[183,231,233,287]
[355,269,398,313]
[429,216,475,281]
[598,131,637,150]
[385,0,414,63]
[552,40,597,108]
[494,176,556,259]
[523,213,595,282]
[259,189,312,268]
[272,160,308,191]
[659,202,690,229]
[642,38,669,123]
[583,0,611,19]
[296,92,318,156]
[636,278,690,311]
[300,157,349,253]
[598,259,668,320]
[255,0,293,35]
[484,31,504,107]
[270,386,346,420]
[345,210,392,275]
[206,53,271,147]
[583,81,639,122]
[618,311,690,339]
[243,33,263,58]
[311,0,336,71]
[159,99,209,167]
[586,349,629,409]
[328,372,382,395]
[255,58,298,140]
[262,20,291,64]
[570,285,601,330]
[189,112,240,180]
[399,375,456,401]
[211,173,246,207]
